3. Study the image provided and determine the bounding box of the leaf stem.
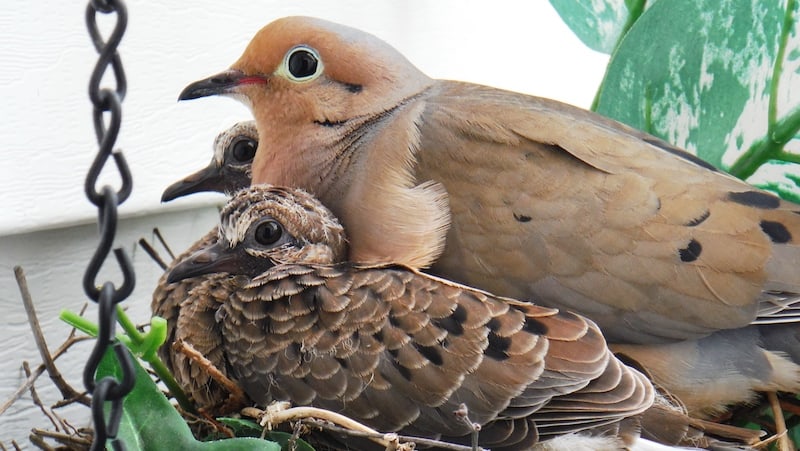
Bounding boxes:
[59,308,196,413]
[776,150,800,165]
[770,0,795,127]
[773,103,800,144]
[728,100,800,180]
[114,307,195,413]
[729,0,799,179]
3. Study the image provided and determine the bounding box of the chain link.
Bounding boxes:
[83,0,136,449]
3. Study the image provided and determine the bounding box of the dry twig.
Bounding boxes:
[30,428,91,450]
[138,237,169,270]
[22,362,61,432]
[153,227,176,261]
[779,395,800,417]
[15,266,88,405]
[27,433,53,451]
[242,405,483,451]
[768,391,792,451]
[0,333,91,416]
[174,338,248,413]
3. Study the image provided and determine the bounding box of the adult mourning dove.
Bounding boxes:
[161,125,800,419]
[177,16,800,347]
[612,325,800,417]
[151,121,257,412]
[165,185,662,451]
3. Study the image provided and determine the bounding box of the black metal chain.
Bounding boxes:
[83,1,136,449]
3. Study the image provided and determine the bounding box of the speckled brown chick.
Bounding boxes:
[151,121,257,413]
[167,185,659,450]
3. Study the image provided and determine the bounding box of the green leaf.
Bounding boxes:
[217,418,264,438]
[216,419,315,451]
[596,0,782,166]
[262,432,315,451]
[96,346,280,451]
[549,0,646,53]
[752,161,800,203]
[594,0,800,200]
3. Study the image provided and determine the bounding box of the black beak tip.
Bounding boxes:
[161,165,224,203]
[165,270,182,284]
[161,180,191,203]
[177,83,208,101]
[165,257,207,283]
[160,189,178,203]
[178,71,242,101]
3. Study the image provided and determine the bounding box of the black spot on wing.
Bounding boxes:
[433,311,465,336]
[438,304,468,336]
[388,347,413,379]
[513,212,532,223]
[414,343,444,366]
[760,220,792,243]
[486,332,511,361]
[522,317,548,335]
[644,137,718,172]
[685,210,710,227]
[679,239,703,262]
[393,361,412,381]
[728,191,781,209]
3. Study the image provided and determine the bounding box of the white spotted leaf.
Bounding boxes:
[594,0,800,201]
[549,0,647,53]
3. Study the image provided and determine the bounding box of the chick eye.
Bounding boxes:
[253,220,283,246]
[285,46,322,81]
[230,137,257,163]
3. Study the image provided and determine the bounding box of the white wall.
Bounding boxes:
[0,1,608,447]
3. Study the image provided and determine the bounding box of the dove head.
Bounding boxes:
[166,185,347,283]
[179,16,435,183]
[161,121,257,202]
[180,16,432,118]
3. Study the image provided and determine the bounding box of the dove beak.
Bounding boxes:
[166,241,240,283]
[161,162,224,202]
[179,69,267,100]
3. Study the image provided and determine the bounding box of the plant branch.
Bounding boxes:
[729,0,800,179]
[22,362,61,432]
[138,237,169,270]
[0,334,92,416]
[768,392,793,451]
[243,405,483,451]
[15,267,88,405]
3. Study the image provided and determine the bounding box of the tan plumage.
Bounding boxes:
[178,16,800,349]
[151,121,257,412]
[612,325,800,417]
[167,185,656,450]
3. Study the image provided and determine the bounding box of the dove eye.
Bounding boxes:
[284,46,322,81]
[230,136,257,163]
[253,220,284,246]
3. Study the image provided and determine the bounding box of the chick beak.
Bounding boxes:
[166,241,239,283]
[161,163,224,202]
